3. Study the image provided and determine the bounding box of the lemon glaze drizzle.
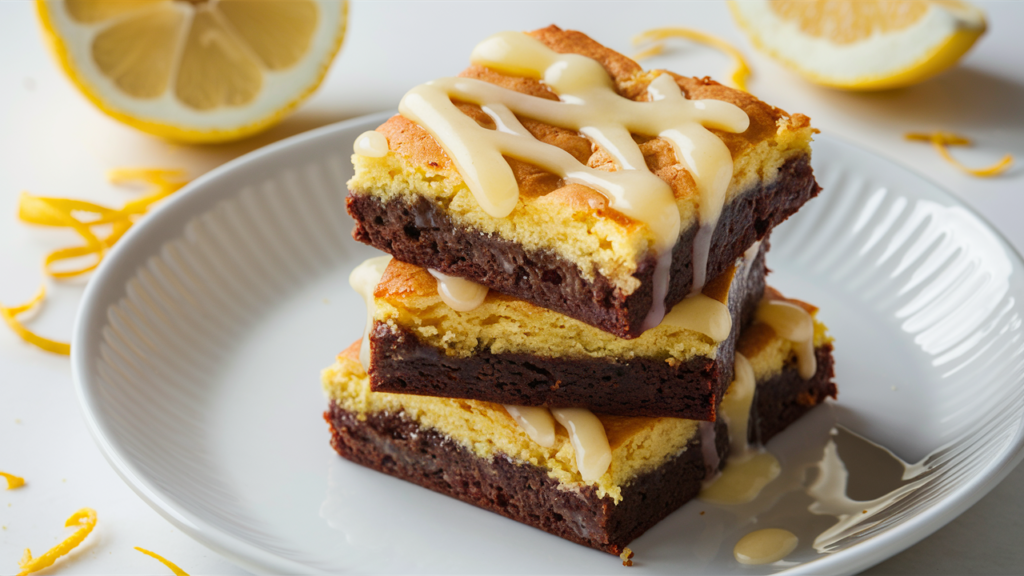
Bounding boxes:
[756,299,817,379]
[397,31,749,331]
[700,352,782,505]
[503,405,557,448]
[427,269,489,312]
[349,255,393,371]
[733,528,798,565]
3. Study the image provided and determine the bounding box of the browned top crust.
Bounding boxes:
[376,25,813,206]
[339,339,361,362]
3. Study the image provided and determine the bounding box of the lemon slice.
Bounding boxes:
[37,0,348,142]
[729,0,986,91]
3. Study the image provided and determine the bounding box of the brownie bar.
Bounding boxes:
[368,245,767,421]
[751,343,837,445]
[325,343,835,555]
[348,154,818,339]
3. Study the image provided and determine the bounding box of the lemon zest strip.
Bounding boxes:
[17,508,97,575]
[3,168,189,355]
[135,547,191,576]
[18,170,187,278]
[631,43,665,62]
[0,286,70,355]
[905,132,972,146]
[0,472,25,490]
[905,132,1013,177]
[633,27,752,92]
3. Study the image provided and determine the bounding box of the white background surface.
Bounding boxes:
[1,1,1022,574]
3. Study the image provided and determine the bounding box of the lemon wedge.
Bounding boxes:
[729,0,986,91]
[37,0,348,142]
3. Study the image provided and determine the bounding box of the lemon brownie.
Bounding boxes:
[322,296,835,554]
[363,242,764,420]
[347,25,820,339]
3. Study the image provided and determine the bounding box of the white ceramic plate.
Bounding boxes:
[72,113,1024,575]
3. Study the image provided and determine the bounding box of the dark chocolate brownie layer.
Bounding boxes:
[327,403,727,555]
[347,154,818,339]
[325,344,835,555]
[368,244,766,420]
[750,343,837,445]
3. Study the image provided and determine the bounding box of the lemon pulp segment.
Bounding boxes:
[729,0,985,90]
[37,0,348,142]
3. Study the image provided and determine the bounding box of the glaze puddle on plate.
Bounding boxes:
[73,115,1024,575]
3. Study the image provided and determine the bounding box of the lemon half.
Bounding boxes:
[37,0,348,143]
[729,0,986,91]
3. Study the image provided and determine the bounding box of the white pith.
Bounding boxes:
[734,1,984,82]
[43,0,345,130]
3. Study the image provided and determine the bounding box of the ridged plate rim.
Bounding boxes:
[71,112,1024,576]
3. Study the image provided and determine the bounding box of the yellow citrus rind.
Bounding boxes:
[2,168,189,355]
[0,472,26,490]
[35,0,348,143]
[906,131,1013,177]
[632,27,752,92]
[17,508,97,575]
[728,0,985,91]
[135,547,190,576]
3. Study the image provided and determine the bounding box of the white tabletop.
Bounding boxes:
[2,1,1022,574]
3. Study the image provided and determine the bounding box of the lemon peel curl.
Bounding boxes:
[633,28,752,92]
[3,168,188,355]
[135,547,190,576]
[906,132,1013,177]
[17,508,97,575]
[0,286,69,355]
[0,472,25,490]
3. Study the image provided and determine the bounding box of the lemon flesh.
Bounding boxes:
[37,0,347,143]
[729,0,986,91]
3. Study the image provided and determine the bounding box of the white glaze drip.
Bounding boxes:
[689,223,716,296]
[795,338,817,381]
[659,293,732,342]
[808,429,931,553]
[398,31,748,330]
[349,255,393,371]
[551,407,612,482]
[700,353,781,504]
[504,405,556,448]
[756,299,817,379]
[734,528,798,565]
[353,130,389,157]
[741,240,762,278]
[428,269,489,312]
[723,352,756,458]
[703,453,781,505]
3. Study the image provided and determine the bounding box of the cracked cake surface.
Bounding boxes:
[347,25,820,337]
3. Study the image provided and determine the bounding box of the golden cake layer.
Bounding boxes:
[322,298,831,503]
[349,25,816,295]
[374,258,738,364]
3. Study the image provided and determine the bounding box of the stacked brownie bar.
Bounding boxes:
[323,25,836,555]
